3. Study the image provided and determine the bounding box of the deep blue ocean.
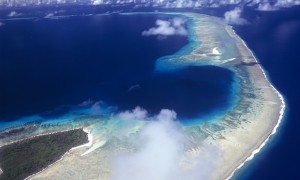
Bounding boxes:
[232,6,300,180]
[0,13,235,123]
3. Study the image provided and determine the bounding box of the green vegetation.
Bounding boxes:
[0,129,88,180]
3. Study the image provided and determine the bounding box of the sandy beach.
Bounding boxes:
[23,128,93,180]
[0,13,284,180]
[220,26,285,179]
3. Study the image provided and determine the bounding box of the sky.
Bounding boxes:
[0,0,299,8]
[1,0,300,26]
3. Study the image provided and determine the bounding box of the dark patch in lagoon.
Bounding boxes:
[103,65,235,121]
[32,66,236,123]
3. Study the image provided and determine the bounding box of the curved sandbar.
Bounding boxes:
[14,13,284,180]
[178,13,285,179]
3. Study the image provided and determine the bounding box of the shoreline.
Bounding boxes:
[0,127,83,148]
[223,26,286,179]
[177,13,285,179]
[24,127,93,180]
[0,127,91,179]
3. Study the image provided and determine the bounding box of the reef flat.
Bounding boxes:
[0,12,284,180]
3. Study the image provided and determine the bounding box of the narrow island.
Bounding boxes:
[0,129,88,180]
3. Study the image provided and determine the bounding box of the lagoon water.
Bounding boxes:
[0,14,236,126]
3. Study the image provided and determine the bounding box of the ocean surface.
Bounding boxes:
[0,13,236,126]
[231,6,300,180]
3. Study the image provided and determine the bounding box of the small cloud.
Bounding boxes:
[142,18,188,36]
[45,13,55,18]
[224,7,248,25]
[118,106,148,121]
[79,99,94,106]
[257,3,278,11]
[8,11,22,17]
[78,100,104,115]
[127,84,141,93]
[92,0,103,5]
[156,109,177,122]
[275,0,300,8]
[90,101,103,113]
[0,22,4,27]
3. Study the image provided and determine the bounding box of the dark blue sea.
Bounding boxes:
[231,6,300,180]
[0,13,235,124]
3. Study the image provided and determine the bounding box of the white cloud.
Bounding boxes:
[257,3,279,11]
[118,106,148,121]
[8,11,22,17]
[127,84,141,92]
[1,0,300,9]
[0,22,4,27]
[142,18,188,36]
[92,0,103,5]
[112,108,221,180]
[112,109,184,180]
[224,7,248,25]
[45,13,55,18]
[90,101,103,113]
[275,0,300,8]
